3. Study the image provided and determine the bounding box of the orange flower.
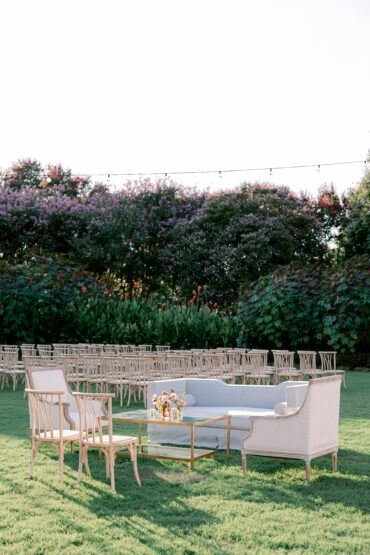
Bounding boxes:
[158,308,162,313]
[162,302,166,306]
[52,284,57,289]
[197,285,201,291]
[81,286,87,293]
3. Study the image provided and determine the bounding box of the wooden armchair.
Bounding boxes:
[73,392,141,492]
[26,389,80,483]
[241,376,342,482]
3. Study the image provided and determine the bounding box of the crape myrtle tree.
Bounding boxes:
[71,180,206,292]
[163,184,327,305]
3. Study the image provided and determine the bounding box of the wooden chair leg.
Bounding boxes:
[58,442,65,484]
[76,444,83,484]
[128,443,141,486]
[305,461,311,483]
[30,439,38,478]
[105,451,110,478]
[84,448,91,477]
[332,452,338,472]
[242,454,247,475]
[109,448,115,492]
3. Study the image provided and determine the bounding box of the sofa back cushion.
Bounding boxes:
[186,379,305,409]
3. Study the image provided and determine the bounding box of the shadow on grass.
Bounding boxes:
[38,453,218,553]
[219,449,370,515]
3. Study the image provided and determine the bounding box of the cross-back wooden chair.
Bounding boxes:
[60,355,86,391]
[297,351,324,379]
[21,344,37,357]
[1,351,25,390]
[37,345,53,357]
[156,345,171,352]
[244,352,270,385]
[273,351,301,383]
[319,351,346,388]
[73,392,141,492]
[26,389,80,483]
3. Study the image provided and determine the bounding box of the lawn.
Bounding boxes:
[0,373,369,554]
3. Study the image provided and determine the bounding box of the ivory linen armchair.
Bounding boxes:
[241,375,342,482]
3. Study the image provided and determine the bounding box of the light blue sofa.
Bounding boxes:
[147,378,308,450]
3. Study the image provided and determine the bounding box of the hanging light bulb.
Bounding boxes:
[269,168,273,176]
[317,165,321,172]
[218,170,222,178]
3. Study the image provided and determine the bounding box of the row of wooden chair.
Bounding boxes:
[1,345,345,394]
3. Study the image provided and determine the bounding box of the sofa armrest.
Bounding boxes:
[240,411,309,454]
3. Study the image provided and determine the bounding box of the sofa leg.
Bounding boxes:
[305,461,311,483]
[332,452,338,472]
[242,454,247,475]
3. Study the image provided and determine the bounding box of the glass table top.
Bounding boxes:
[108,409,227,424]
[118,444,215,459]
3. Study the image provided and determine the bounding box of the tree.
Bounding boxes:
[163,184,326,305]
[339,155,370,257]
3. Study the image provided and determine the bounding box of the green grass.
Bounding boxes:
[0,374,369,554]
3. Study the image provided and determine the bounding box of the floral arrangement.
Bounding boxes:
[152,389,186,414]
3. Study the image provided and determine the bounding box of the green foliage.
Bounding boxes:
[75,299,239,348]
[0,256,104,344]
[236,256,370,353]
[340,179,370,257]
[0,257,239,347]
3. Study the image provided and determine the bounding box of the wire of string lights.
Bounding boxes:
[71,159,367,178]
[0,159,366,179]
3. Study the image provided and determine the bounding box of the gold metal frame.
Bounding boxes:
[102,412,231,470]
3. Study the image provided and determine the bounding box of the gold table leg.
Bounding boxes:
[227,416,230,459]
[188,425,194,470]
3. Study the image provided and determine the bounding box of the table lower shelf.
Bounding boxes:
[117,444,216,462]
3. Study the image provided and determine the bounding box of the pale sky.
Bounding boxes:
[0,0,369,196]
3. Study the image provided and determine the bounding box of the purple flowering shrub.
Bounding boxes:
[163,184,326,304]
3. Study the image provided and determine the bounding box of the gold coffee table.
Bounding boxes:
[104,409,231,470]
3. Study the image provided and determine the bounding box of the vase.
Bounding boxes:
[163,402,170,418]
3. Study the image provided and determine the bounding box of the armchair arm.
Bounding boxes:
[241,411,310,455]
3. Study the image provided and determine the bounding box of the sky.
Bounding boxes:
[0,0,369,197]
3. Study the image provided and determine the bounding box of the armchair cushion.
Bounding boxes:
[274,402,287,415]
[183,393,196,406]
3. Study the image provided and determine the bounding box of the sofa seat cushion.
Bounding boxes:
[181,406,275,430]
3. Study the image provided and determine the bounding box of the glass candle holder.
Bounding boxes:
[150,408,157,419]
[171,408,178,420]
